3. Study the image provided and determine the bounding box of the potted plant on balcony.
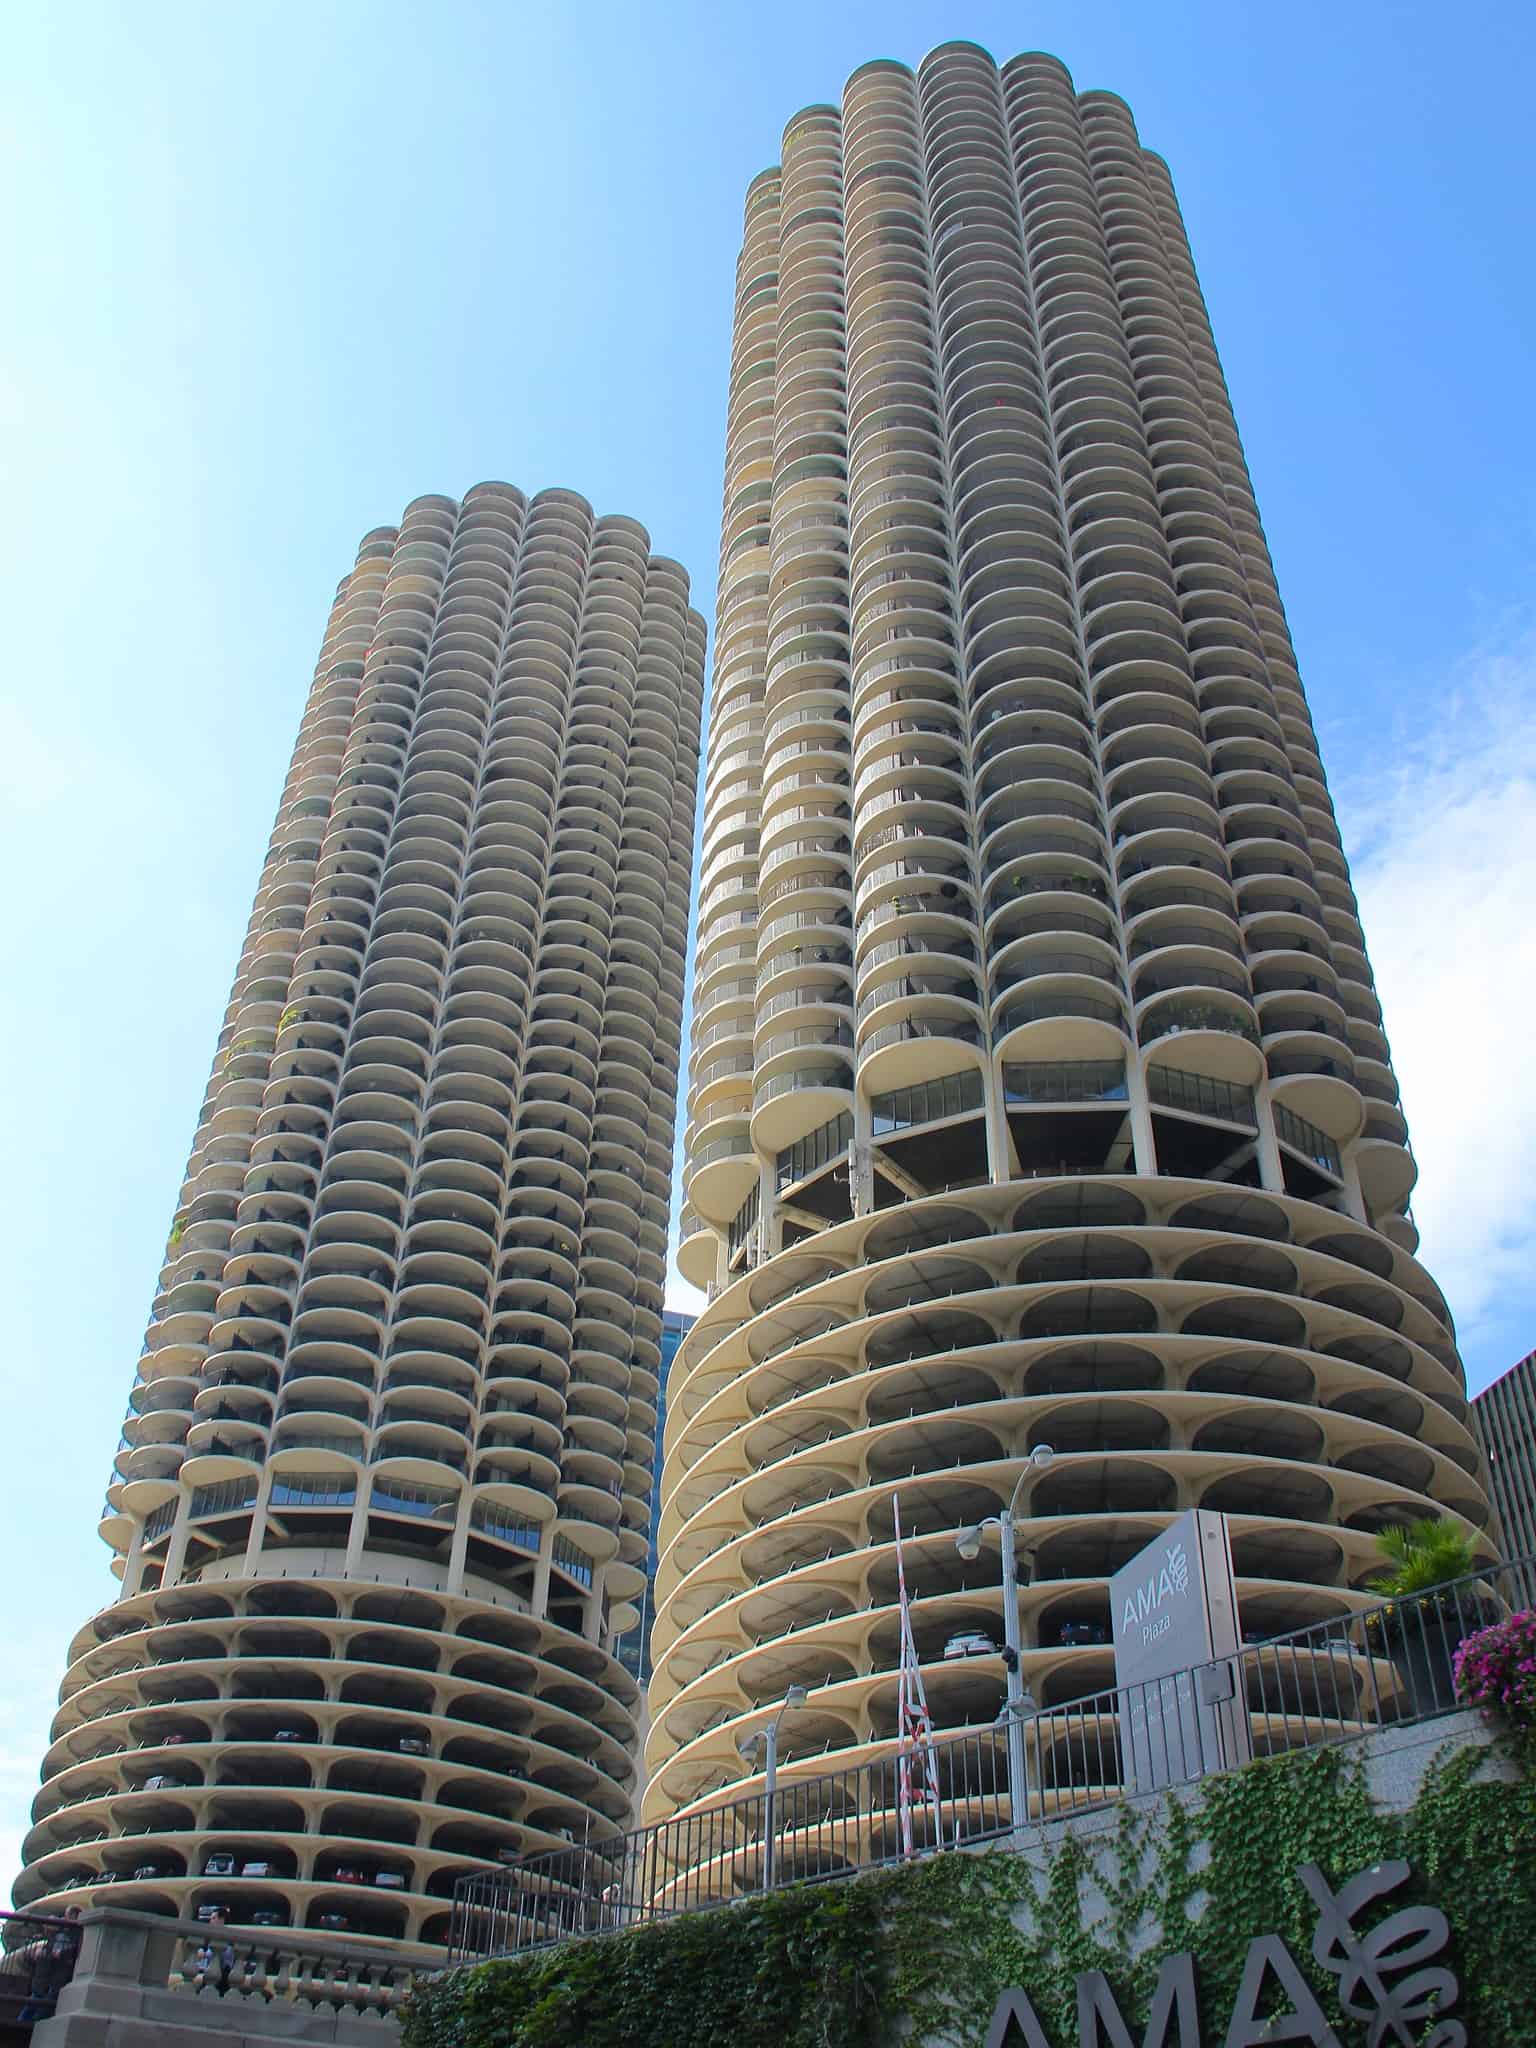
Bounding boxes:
[1363,1518,1491,1718]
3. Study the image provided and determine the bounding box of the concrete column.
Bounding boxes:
[119,1519,148,1601]
[848,1111,875,1217]
[1253,1088,1286,1193]
[1339,1145,1369,1224]
[531,1524,555,1619]
[584,1562,609,1643]
[43,1906,180,2037]
[241,1466,277,1572]
[159,1509,192,1589]
[983,1063,1012,1184]
[343,1487,369,1576]
[446,1492,472,1597]
[755,1157,778,1260]
[1125,1056,1158,1177]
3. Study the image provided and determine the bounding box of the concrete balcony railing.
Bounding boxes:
[28,1905,431,2045]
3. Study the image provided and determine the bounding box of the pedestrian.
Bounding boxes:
[205,1910,236,1994]
[19,1906,82,2020]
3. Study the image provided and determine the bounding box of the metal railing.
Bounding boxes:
[0,1910,80,2028]
[450,1558,1532,1963]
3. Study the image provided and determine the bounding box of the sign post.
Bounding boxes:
[1109,1509,1251,1794]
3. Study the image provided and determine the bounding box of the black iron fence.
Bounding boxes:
[450,1558,1532,1962]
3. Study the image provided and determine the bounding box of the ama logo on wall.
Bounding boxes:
[1122,1540,1204,1646]
[1119,1538,1190,1640]
[984,1857,1467,2047]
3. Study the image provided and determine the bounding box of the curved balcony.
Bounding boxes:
[649,1157,1486,1810]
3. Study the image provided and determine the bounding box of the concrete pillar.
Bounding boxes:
[343,1487,369,1576]
[241,1466,276,1572]
[755,1157,778,1259]
[584,1562,609,1642]
[1339,1145,1369,1224]
[119,1520,148,1601]
[983,1063,1012,1184]
[531,1524,555,1619]
[41,1906,179,2039]
[446,1493,472,1597]
[1253,1088,1286,1194]
[848,1113,875,1217]
[159,1509,192,1589]
[1125,1056,1158,1177]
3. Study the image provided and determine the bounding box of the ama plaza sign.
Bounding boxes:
[1108,1510,1251,1794]
[984,1517,1466,2044]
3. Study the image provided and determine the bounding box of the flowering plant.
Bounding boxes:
[1452,1608,1536,1728]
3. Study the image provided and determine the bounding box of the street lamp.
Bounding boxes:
[955,1443,1055,1837]
[736,1683,807,1891]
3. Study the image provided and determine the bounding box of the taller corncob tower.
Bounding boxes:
[652,44,1493,1824]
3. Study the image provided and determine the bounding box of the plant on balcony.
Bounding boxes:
[1454,1610,1536,1734]
[1365,1519,1490,1717]
[1369,1517,1476,1597]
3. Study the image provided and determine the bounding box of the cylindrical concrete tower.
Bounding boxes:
[652,46,1494,1826]
[20,483,705,1949]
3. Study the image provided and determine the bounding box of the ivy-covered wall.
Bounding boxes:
[403,1737,1536,2048]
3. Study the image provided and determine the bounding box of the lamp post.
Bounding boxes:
[737,1683,807,1891]
[956,1443,1055,1839]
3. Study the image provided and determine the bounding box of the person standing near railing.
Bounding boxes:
[191,1910,236,1995]
[18,1907,82,2021]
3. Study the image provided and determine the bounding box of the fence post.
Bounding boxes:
[39,1907,180,2037]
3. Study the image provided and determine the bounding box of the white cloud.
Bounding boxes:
[1338,636,1536,1350]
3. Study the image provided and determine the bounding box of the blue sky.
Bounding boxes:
[2,0,1534,1876]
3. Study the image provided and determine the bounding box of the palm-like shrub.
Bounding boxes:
[1370,1517,1477,1598]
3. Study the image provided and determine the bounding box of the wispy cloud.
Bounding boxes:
[1337,631,1536,1357]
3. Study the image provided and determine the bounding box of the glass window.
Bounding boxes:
[869,1067,983,1135]
[1147,1066,1255,1126]
[1002,1060,1127,1108]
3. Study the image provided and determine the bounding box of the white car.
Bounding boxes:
[942,1630,999,1660]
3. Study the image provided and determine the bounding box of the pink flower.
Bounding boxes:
[1454,1610,1536,1728]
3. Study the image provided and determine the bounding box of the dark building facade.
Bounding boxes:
[1474,1351,1536,1598]
[618,1308,697,1681]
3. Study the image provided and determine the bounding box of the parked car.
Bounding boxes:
[142,1774,187,1791]
[240,1861,275,1878]
[942,1631,999,1660]
[330,1866,364,1885]
[397,1736,429,1756]
[316,1914,349,1932]
[272,1729,306,1744]
[194,1903,229,1923]
[131,1864,169,1881]
[373,1872,406,1890]
[203,1855,236,1877]
[247,1910,284,1928]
